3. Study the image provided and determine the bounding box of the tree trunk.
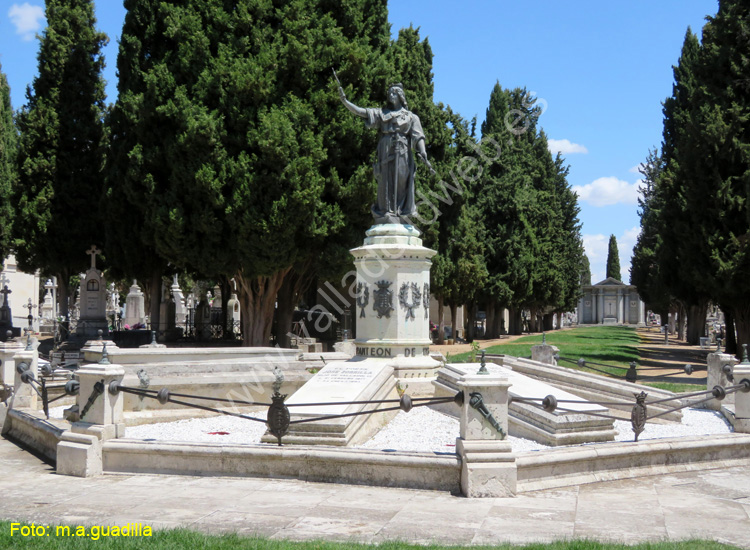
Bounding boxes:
[56,271,71,319]
[275,272,298,349]
[219,276,231,339]
[236,268,290,346]
[686,301,708,345]
[449,303,458,341]
[542,313,554,331]
[466,301,477,343]
[436,295,445,344]
[556,311,563,330]
[508,307,522,335]
[733,303,750,361]
[147,270,161,336]
[529,306,539,333]
[722,306,737,355]
[485,302,496,339]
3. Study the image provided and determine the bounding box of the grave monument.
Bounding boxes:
[269,79,440,445]
[75,246,109,340]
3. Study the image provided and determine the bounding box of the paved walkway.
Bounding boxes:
[1,437,749,548]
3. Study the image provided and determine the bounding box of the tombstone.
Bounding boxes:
[40,279,55,321]
[171,274,187,321]
[76,246,109,339]
[227,291,241,337]
[159,282,181,341]
[0,284,19,340]
[194,295,212,341]
[124,280,145,328]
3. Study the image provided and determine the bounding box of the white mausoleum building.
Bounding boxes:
[577,277,645,325]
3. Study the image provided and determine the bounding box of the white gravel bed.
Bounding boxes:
[613,407,732,442]
[125,411,268,444]
[51,404,733,452]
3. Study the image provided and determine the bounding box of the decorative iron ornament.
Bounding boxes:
[631,391,648,442]
[373,280,394,319]
[355,282,369,318]
[469,391,506,439]
[266,391,290,446]
[423,282,429,319]
[79,380,105,421]
[399,282,421,320]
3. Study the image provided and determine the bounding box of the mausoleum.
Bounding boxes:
[577,277,645,325]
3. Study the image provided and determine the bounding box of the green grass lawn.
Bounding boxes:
[0,522,741,550]
[450,326,639,379]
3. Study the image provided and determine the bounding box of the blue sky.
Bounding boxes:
[0,1,718,285]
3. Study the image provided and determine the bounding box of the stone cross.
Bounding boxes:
[0,272,9,289]
[86,245,102,270]
[0,285,10,307]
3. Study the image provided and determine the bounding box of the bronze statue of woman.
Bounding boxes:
[337,76,434,225]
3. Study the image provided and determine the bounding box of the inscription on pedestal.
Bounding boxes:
[315,365,374,384]
[356,346,430,357]
[356,346,392,357]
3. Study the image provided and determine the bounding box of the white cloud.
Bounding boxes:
[583,226,641,285]
[8,3,45,41]
[572,176,643,207]
[547,138,588,155]
[629,163,644,174]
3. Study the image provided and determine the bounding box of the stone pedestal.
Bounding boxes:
[706,351,738,411]
[57,359,125,477]
[350,224,440,380]
[456,373,515,497]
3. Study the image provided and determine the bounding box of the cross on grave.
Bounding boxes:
[0,272,9,289]
[86,245,102,270]
[608,303,614,315]
[0,285,10,307]
[26,298,36,328]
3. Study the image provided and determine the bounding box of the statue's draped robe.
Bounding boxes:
[365,107,425,223]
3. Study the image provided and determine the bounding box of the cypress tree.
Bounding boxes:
[0,63,16,260]
[109,0,391,346]
[606,235,621,281]
[13,0,108,318]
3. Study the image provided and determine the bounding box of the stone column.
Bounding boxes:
[56,353,125,477]
[706,351,738,411]
[733,349,750,433]
[456,373,516,497]
[598,289,604,324]
[617,289,624,323]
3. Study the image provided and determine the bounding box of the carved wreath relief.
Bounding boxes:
[399,282,421,320]
[356,282,369,318]
[373,280,394,319]
[423,282,429,319]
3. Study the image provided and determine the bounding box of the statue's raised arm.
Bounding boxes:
[334,72,432,225]
[334,69,367,119]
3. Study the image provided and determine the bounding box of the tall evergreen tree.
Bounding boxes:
[13,0,108,318]
[606,235,621,281]
[580,254,592,286]
[0,63,16,260]
[109,0,390,345]
[683,0,750,350]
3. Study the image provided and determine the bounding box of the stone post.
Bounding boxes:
[456,372,516,497]
[56,353,125,477]
[0,332,23,387]
[11,345,38,409]
[531,342,559,366]
[732,348,750,434]
[706,351,738,411]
